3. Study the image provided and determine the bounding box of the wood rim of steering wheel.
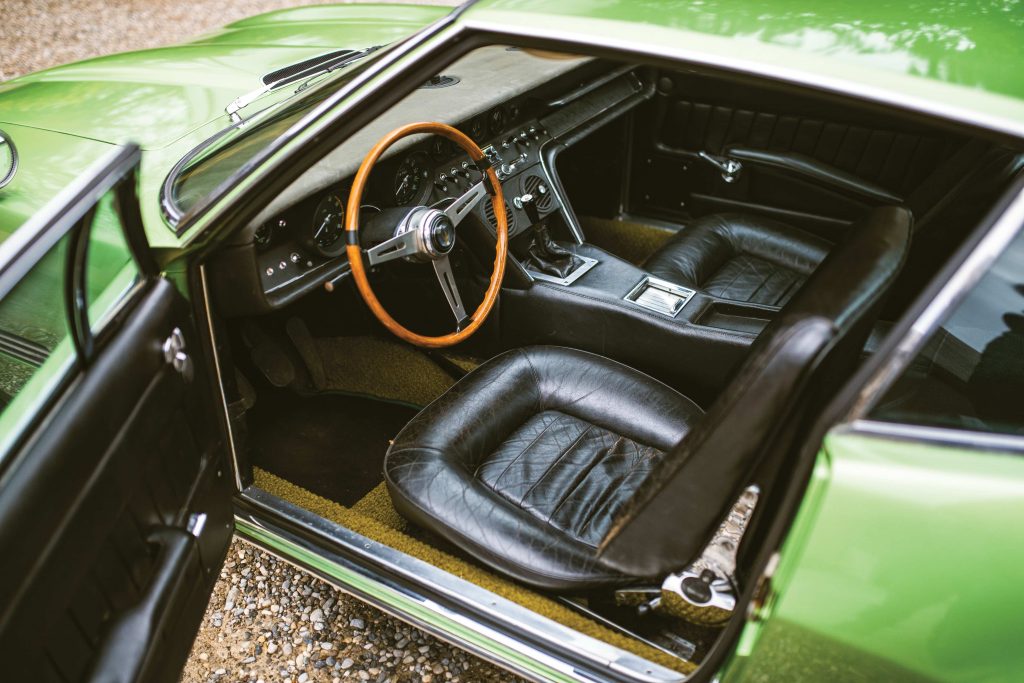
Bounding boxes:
[344,121,508,348]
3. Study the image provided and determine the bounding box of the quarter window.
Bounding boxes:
[0,179,139,431]
[870,228,1024,436]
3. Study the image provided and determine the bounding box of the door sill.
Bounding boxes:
[234,486,687,683]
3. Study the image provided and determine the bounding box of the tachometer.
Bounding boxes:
[306,193,346,257]
[394,152,429,205]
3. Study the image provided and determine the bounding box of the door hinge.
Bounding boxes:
[746,551,780,622]
[162,327,194,382]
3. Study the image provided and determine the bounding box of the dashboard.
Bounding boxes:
[210,55,650,316]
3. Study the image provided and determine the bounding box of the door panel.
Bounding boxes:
[629,72,964,237]
[0,147,230,682]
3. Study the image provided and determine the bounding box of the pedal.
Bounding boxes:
[285,317,326,389]
[242,321,295,388]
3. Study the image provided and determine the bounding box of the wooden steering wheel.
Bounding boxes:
[344,122,508,348]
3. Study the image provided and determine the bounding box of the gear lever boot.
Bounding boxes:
[526,224,582,278]
[519,192,582,278]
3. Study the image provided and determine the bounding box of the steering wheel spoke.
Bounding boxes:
[443,180,489,227]
[343,121,507,348]
[366,230,417,266]
[433,255,468,325]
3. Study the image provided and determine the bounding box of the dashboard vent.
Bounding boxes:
[523,175,553,212]
[484,199,515,233]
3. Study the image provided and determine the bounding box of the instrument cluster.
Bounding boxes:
[251,97,554,296]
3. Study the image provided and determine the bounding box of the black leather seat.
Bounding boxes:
[385,206,911,590]
[643,213,831,306]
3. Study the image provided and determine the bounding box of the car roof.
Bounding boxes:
[461,0,1024,138]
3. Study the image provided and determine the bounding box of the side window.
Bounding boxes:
[0,150,143,451]
[870,228,1024,436]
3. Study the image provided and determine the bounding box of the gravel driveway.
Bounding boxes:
[3,2,525,681]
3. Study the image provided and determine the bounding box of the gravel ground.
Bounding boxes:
[4,2,519,681]
[181,539,520,683]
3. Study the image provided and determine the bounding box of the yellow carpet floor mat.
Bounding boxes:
[580,216,677,266]
[311,335,479,407]
[254,468,695,675]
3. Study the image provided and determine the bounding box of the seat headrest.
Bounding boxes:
[598,206,912,577]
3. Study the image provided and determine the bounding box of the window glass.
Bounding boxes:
[0,185,140,425]
[870,227,1024,436]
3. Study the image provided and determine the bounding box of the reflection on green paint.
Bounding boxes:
[728,433,1024,682]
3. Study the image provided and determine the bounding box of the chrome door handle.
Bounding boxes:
[698,151,743,183]
[162,327,194,382]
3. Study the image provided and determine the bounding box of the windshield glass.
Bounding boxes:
[164,49,385,225]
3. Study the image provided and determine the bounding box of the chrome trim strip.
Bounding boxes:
[236,487,686,683]
[842,419,1024,455]
[0,331,48,367]
[623,277,695,318]
[846,185,1024,418]
[199,264,243,492]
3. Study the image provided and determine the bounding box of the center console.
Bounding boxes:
[500,241,780,406]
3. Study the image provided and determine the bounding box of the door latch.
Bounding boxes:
[698,151,743,183]
[162,327,194,382]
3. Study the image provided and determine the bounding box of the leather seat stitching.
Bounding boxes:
[575,443,654,542]
[517,422,593,506]
[478,414,562,487]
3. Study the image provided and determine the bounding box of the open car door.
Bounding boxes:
[0,145,231,681]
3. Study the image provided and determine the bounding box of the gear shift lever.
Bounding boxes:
[519,193,582,279]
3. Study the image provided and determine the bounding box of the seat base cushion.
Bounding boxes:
[384,346,703,590]
[644,213,831,307]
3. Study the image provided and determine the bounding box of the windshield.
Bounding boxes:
[163,48,386,226]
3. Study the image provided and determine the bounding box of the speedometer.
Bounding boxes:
[394,152,429,205]
[305,193,346,257]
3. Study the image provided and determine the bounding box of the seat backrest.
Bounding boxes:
[598,206,912,577]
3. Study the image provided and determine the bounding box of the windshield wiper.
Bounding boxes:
[225,47,378,123]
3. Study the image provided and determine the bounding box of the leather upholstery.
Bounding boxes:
[644,213,831,306]
[385,346,703,589]
[601,206,912,576]
[386,206,911,590]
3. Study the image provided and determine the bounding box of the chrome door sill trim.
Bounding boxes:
[235,486,686,683]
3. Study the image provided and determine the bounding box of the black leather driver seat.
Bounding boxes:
[643,213,831,307]
[385,206,911,590]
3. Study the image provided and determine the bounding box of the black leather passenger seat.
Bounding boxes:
[643,213,831,306]
[385,206,912,591]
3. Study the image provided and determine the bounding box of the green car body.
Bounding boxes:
[1,1,1022,681]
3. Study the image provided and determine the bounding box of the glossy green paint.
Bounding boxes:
[726,431,1024,682]
[0,3,450,238]
[0,124,114,241]
[470,0,1024,102]
[0,4,449,149]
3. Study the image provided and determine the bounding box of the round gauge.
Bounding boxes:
[394,152,429,205]
[507,103,520,122]
[488,107,506,135]
[429,137,451,162]
[306,194,346,257]
[469,116,487,142]
[254,222,273,250]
